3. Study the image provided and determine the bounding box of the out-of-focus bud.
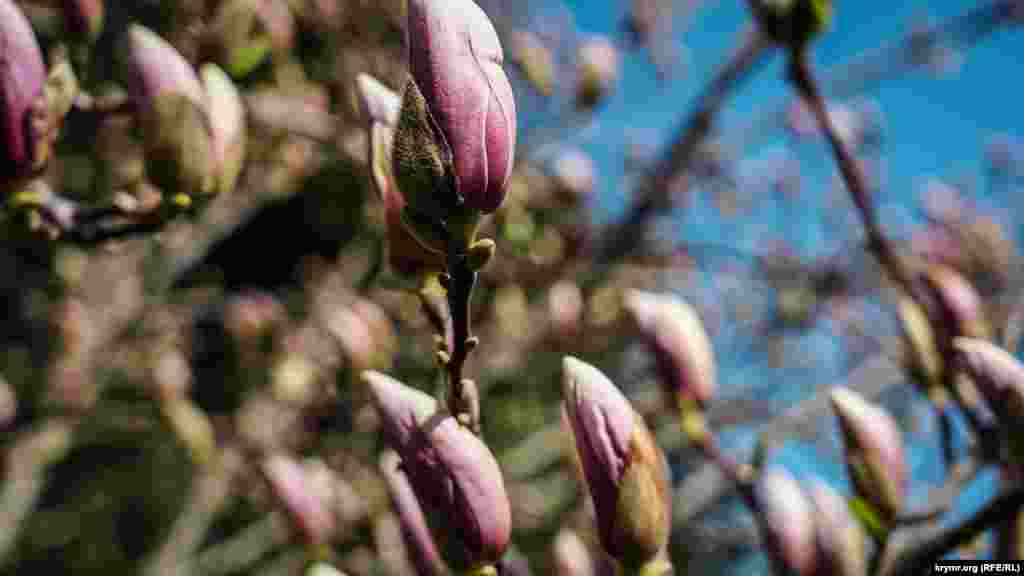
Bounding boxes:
[0,375,16,430]
[397,0,517,217]
[623,290,716,409]
[200,64,246,196]
[921,264,990,341]
[552,528,594,576]
[508,30,555,97]
[363,371,511,571]
[162,397,216,465]
[755,469,817,576]
[62,0,104,43]
[0,0,47,183]
[547,281,584,342]
[829,388,907,523]
[953,337,1024,421]
[551,148,595,205]
[750,0,833,50]
[896,295,946,406]
[123,25,214,199]
[380,450,448,576]
[574,36,620,110]
[561,357,671,571]
[210,0,296,78]
[262,454,337,547]
[810,482,867,576]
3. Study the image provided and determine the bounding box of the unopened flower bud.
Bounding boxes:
[210,0,295,78]
[380,451,448,576]
[547,281,584,341]
[508,30,555,97]
[363,371,511,571]
[829,388,907,523]
[396,0,517,217]
[921,264,990,341]
[200,64,246,195]
[751,0,833,50]
[561,357,670,570]
[262,454,336,547]
[0,0,47,182]
[624,290,716,409]
[575,36,620,110]
[552,528,594,576]
[552,148,596,204]
[123,24,214,198]
[953,337,1024,422]
[755,469,817,576]
[810,482,867,576]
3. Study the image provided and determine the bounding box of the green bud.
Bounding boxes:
[752,0,832,50]
[392,77,458,224]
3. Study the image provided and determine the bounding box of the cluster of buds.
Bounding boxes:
[123,25,247,206]
[561,357,672,574]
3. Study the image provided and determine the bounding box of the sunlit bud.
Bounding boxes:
[896,296,946,405]
[755,469,817,576]
[262,454,336,546]
[750,0,833,50]
[363,371,511,571]
[396,0,517,216]
[380,451,448,576]
[829,388,907,522]
[0,0,47,182]
[953,337,1024,421]
[62,0,104,43]
[123,25,214,198]
[624,290,716,409]
[921,264,990,340]
[200,64,246,195]
[547,281,584,341]
[810,482,867,576]
[574,36,620,110]
[552,148,595,204]
[561,357,671,569]
[508,30,555,97]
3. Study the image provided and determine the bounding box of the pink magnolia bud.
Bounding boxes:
[561,357,671,569]
[200,64,247,195]
[624,290,716,408]
[809,482,867,576]
[362,370,511,571]
[262,454,337,546]
[380,451,448,576]
[552,148,596,204]
[829,388,907,522]
[920,264,990,340]
[123,24,214,197]
[401,0,517,214]
[508,30,555,97]
[0,0,46,181]
[755,469,817,576]
[575,36,620,110]
[953,337,1024,420]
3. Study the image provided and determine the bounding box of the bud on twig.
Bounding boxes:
[810,481,867,576]
[395,0,517,218]
[561,357,671,571]
[574,36,620,111]
[829,388,907,524]
[363,371,511,571]
[624,290,716,409]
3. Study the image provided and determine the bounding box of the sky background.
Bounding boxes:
[496,0,1023,569]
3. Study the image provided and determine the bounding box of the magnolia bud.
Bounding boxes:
[508,30,555,97]
[953,338,1024,421]
[921,264,990,340]
[363,371,511,571]
[398,0,517,216]
[210,0,295,78]
[623,290,716,409]
[123,25,214,199]
[0,0,47,182]
[751,0,833,50]
[575,36,620,110]
[561,357,670,569]
[755,469,817,576]
[262,454,336,547]
[810,482,867,576]
[829,388,907,523]
[552,148,596,204]
[552,528,594,576]
[200,64,246,196]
